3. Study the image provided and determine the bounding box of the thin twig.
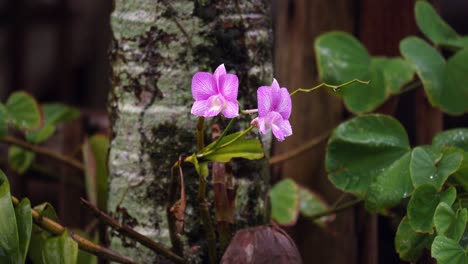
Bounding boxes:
[11,196,136,264]
[290,79,369,96]
[307,199,363,221]
[0,136,84,171]
[167,162,185,256]
[80,198,184,264]
[269,131,331,165]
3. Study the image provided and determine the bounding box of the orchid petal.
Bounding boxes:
[277,88,292,119]
[213,64,227,86]
[258,117,267,135]
[257,86,273,118]
[191,100,211,117]
[219,73,239,101]
[222,101,239,118]
[192,72,217,100]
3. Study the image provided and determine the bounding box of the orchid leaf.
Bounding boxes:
[202,132,264,162]
[42,231,78,264]
[270,178,299,226]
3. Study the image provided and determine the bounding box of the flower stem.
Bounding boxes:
[167,161,185,255]
[11,196,136,264]
[207,118,236,151]
[198,125,255,159]
[80,198,184,263]
[0,136,84,171]
[195,117,217,263]
[290,79,369,96]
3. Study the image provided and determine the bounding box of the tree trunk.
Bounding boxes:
[107,0,273,262]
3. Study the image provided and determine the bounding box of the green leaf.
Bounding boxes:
[0,103,7,138]
[432,236,468,264]
[299,187,333,227]
[26,124,56,144]
[202,132,264,162]
[8,146,35,174]
[442,48,468,114]
[372,57,415,95]
[270,178,299,225]
[188,154,209,178]
[82,134,109,210]
[326,115,411,206]
[366,152,413,212]
[434,203,467,242]
[395,216,433,262]
[28,202,60,264]
[400,37,445,106]
[42,231,78,264]
[6,91,43,131]
[34,202,59,221]
[315,32,414,113]
[407,185,457,233]
[433,129,468,190]
[0,170,21,264]
[26,103,79,144]
[415,1,458,45]
[400,37,468,114]
[72,229,97,264]
[410,146,463,190]
[15,198,32,263]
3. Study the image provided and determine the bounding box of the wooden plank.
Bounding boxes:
[273,0,360,263]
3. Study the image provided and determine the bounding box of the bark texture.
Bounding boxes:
[108,0,273,262]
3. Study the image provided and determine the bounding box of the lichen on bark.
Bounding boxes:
[108,0,273,262]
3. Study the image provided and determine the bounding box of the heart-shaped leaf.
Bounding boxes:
[6,91,43,131]
[326,114,412,211]
[410,146,463,190]
[407,185,457,233]
[400,37,468,114]
[434,203,467,242]
[270,178,299,226]
[415,1,468,50]
[433,129,468,190]
[395,216,434,262]
[315,32,414,113]
[432,235,468,264]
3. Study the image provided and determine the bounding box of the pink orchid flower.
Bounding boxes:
[256,79,292,141]
[191,64,239,118]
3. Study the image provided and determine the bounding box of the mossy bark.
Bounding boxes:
[107,1,273,262]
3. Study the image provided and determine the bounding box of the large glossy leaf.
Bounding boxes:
[407,185,456,233]
[395,216,433,262]
[8,146,35,174]
[410,146,463,190]
[15,198,32,263]
[326,115,411,208]
[42,231,78,264]
[270,178,299,226]
[432,236,468,264]
[6,91,43,131]
[433,129,468,190]
[0,103,7,138]
[400,37,468,114]
[299,187,334,227]
[0,170,21,263]
[315,32,414,113]
[434,203,467,242]
[202,132,264,162]
[82,134,109,210]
